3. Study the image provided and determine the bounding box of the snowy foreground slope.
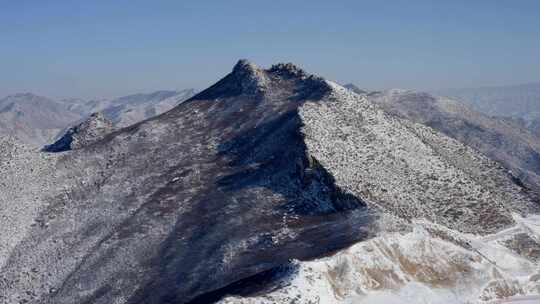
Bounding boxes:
[0,61,539,304]
[220,215,540,304]
[221,80,540,304]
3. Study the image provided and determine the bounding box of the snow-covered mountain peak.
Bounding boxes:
[229,59,268,95]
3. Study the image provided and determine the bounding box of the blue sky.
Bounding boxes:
[1,0,539,98]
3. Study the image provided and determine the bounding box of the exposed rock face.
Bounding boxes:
[0,61,538,304]
[367,89,540,193]
[43,112,114,152]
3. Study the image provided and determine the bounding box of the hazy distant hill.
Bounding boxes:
[2,61,538,304]
[435,83,540,133]
[0,89,196,147]
[99,89,196,127]
[0,93,81,147]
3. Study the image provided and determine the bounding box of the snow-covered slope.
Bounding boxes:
[365,89,540,193]
[0,61,538,304]
[302,83,538,234]
[220,215,540,304]
[43,112,114,152]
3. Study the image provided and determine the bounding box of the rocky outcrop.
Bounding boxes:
[43,112,114,152]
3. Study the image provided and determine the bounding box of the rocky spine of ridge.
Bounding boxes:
[43,112,114,152]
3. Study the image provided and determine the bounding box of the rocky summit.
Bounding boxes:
[1,60,539,304]
[43,112,114,152]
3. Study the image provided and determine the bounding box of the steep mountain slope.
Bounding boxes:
[0,93,81,147]
[0,61,538,304]
[365,89,540,193]
[0,136,60,271]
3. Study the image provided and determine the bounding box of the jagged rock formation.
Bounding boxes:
[43,112,114,152]
[0,61,539,304]
[365,89,540,193]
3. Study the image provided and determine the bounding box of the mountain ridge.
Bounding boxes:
[1,61,538,303]
[363,88,540,193]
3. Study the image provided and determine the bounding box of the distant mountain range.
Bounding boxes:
[0,89,196,147]
[0,93,81,147]
[434,83,540,133]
